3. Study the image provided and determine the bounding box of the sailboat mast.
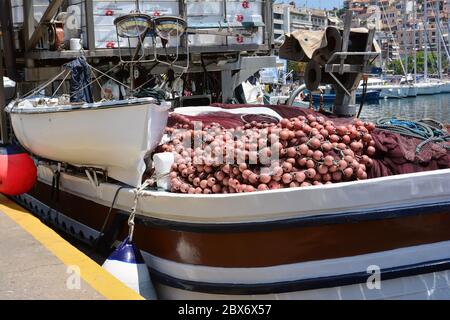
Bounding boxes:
[403,0,408,76]
[413,0,417,82]
[424,0,428,80]
[436,0,442,79]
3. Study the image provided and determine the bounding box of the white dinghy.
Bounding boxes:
[6,97,170,187]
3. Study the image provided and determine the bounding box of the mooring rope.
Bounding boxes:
[127,179,153,242]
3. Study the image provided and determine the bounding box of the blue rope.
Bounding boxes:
[375,117,450,154]
[376,118,445,140]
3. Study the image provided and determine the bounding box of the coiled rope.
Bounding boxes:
[375,117,450,153]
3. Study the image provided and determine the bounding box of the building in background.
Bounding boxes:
[344,0,450,72]
[273,2,343,42]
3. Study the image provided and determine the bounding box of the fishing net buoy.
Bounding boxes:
[305,60,321,91]
[102,237,157,299]
[0,144,37,196]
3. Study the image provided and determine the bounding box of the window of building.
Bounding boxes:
[274,13,283,20]
[274,23,283,30]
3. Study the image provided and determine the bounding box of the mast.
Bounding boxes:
[413,0,417,82]
[436,0,442,79]
[424,0,428,80]
[448,3,450,73]
[403,0,408,77]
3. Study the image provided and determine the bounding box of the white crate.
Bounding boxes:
[92,0,179,16]
[93,0,137,15]
[12,0,267,49]
[143,1,179,16]
[186,0,223,17]
[188,33,226,47]
[186,0,265,46]
[227,27,264,45]
[90,0,180,48]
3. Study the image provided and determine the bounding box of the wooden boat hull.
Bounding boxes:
[14,165,450,299]
[7,98,169,187]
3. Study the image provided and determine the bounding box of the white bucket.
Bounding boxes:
[70,38,82,51]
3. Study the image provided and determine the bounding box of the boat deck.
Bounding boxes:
[0,195,142,300]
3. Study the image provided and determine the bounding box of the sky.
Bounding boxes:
[291,0,344,10]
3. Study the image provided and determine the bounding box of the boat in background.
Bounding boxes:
[415,81,442,95]
[6,97,170,187]
[440,80,450,93]
[306,90,380,103]
[407,85,418,97]
[357,78,408,99]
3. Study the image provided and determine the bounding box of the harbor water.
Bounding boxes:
[359,93,450,124]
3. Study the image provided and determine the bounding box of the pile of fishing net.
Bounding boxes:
[370,118,450,177]
[152,104,450,193]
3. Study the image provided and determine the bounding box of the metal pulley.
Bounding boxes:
[313,27,342,65]
[304,60,321,91]
[48,22,65,51]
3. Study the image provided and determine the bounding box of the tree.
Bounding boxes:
[287,61,306,73]
[387,52,448,76]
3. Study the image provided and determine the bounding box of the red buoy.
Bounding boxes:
[0,144,37,196]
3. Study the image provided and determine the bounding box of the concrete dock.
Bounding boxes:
[0,195,143,300]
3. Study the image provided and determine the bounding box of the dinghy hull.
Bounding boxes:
[7,98,169,187]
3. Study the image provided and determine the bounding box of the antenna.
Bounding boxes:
[135,0,140,13]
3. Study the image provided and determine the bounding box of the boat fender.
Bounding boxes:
[0,144,37,196]
[153,152,175,190]
[102,237,157,300]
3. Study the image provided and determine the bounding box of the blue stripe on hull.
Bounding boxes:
[149,258,450,295]
[134,200,450,233]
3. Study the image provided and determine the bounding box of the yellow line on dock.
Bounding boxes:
[0,194,144,300]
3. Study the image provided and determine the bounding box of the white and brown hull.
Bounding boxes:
[13,166,450,299]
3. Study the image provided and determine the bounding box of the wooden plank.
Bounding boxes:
[339,11,353,75]
[23,0,35,48]
[24,44,270,60]
[26,0,64,51]
[85,0,95,50]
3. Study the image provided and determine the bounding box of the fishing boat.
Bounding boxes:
[13,104,450,300]
[306,90,380,103]
[6,97,170,187]
[5,10,450,301]
[9,99,450,300]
